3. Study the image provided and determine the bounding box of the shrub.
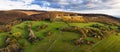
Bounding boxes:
[12,32,22,38]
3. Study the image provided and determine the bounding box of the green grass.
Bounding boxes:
[0,32,8,47]
[23,21,103,52]
[0,21,119,52]
[48,32,80,52]
[91,33,120,52]
[13,21,120,52]
[69,22,104,28]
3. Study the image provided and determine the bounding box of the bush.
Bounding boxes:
[12,32,22,38]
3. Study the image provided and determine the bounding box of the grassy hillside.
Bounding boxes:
[91,33,120,52]
[0,10,120,52]
[0,20,119,52]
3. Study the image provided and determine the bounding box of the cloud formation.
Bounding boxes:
[0,0,64,11]
[0,0,120,16]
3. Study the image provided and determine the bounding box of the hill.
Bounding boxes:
[11,9,47,15]
[0,10,119,26]
[0,10,120,52]
[0,21,119,52]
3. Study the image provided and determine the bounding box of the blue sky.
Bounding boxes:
[0,0,120,16]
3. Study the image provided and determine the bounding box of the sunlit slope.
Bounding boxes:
[0,20,119,52]
[91,33,120,52]
[9,21,119,52]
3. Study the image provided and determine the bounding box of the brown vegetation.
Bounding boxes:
[0,32,23,52]
[0,11,28,24]
[0,10,119,26]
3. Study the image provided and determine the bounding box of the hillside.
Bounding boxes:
[0,10,120,52]
[0,10,119,25]
[0,21,119,52]
[11,10,47,15]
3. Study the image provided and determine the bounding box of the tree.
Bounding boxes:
[90,24,102,28]
[118,26,120,31]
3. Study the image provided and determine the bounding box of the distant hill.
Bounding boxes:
[0,11,28,24]
[28,11,120,26]
[11,9,47,15]
[0,10,119,26]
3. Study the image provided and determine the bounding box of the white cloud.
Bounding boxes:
[0,0,120,16]
[0,0,39,10]
[0,0,64,11]
[74,9,120,16]
[61,0,120,16]
[20,0,34,4]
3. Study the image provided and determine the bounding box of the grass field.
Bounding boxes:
[0,33,7,47]
[91,33,120,52]
[0,21,119,52]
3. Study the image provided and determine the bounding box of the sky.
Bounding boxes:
[0,0,120,17]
